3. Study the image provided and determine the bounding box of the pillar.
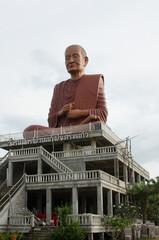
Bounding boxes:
[107,189,113,215]
[137,173,141,183]
[8,161,13,186]
[115,192,120,205]
[46,188,52,222]
[72,187,78,215]
[123,164,128,184]
[63,142,72,150]
[37,158,42,175]
[100,233,104,240]
[131,169,135,183]
[88,233,93,240]
[91,140,96,148]
[97,185,103,215]
[114,159,119,178]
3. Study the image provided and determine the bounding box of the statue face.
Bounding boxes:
[65,46,88,75]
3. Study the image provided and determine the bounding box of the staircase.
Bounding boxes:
[10,147,73,174]
[40,147,73,173]
[0,175,25,212]
[0,152,9,168]
[25,226,56,240]
[0,180,12,202]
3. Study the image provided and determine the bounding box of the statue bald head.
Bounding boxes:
[65,45,87,58]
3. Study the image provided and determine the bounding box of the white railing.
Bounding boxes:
[40,147,73,173]
[66,214,102,226]
[0,152,9,166]
[0,174,25,211]
[10,147,40,157]
[0,179,7,191]
[0,122,102,143]
[9,215,34,227]
[25,170,126,189]
[26,170,100,184]
[10,146,73,174]
[53,146,117,158]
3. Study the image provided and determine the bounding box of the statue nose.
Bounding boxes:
[69,55,75,62]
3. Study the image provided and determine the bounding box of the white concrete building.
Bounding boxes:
[0,122,149,239]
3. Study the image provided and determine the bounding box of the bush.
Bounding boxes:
[0,230,25,240]
[50,203,86,240]
[50,221,86,240]
[102,215,132,240]
[114,203,142,222]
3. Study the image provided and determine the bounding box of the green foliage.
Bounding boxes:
[50,203,86,240]
[102,215,132,240]
[127,178,159,224]
[50,221,86,240]
[147,194,159,225]
[56,202,72,227]
[0,230,25,240]
[114,203,142,222]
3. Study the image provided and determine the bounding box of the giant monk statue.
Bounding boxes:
[24,45,108,133]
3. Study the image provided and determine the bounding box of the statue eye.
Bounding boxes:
[73,54,79,59]
[65,56,70,60]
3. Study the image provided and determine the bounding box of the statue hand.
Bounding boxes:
[80,115,100,124]
[63,102,74,114]
[67,109,82,119]
[67,109,89,119]
[58,102,74,117]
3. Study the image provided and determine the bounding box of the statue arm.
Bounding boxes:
[48,84,75,127]
[88,77,108,123]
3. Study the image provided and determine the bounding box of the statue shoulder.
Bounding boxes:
[83,74,104,83]
[54,79,70,90]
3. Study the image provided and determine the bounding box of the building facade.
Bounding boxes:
[0,122,149,239]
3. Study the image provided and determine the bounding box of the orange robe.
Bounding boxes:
[48,74,108,128]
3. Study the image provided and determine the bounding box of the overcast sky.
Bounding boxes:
[0,0,158,179]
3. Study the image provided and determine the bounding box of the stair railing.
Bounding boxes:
[0,152,9,167]
[0,179,7,191]
[0,174,26,211]
[40,147,73,173]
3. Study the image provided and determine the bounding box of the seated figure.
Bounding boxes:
[24,45,108,134]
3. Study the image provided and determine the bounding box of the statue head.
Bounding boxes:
[65,45,89,79]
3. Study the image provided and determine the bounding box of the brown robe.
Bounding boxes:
[48,74,108,128]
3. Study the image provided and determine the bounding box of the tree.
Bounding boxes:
[114,203,142,222]
[50,202,86,240]
[146,177,159,225]
[126,179,158,223]
[102,215,132,240]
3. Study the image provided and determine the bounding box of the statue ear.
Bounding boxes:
[84,56,89,67]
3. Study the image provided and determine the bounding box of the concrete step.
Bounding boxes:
[24,227,56,240]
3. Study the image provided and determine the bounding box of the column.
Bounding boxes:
[114,159,119,178]
[97,185,103,215]
[114,159,117,177]
[72,187,78,215]
[123,164,128,184]
[131,169,135,183]
[115,192,120,205]
[63,142,72,150]
[37,158,42,175]
[91,140,96,148]
[137,173,141,183]
[88,233,93,240]
[46,188,52,222]
[100,233,104,240]
[8,161,13,186]
[107,189,113,215]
